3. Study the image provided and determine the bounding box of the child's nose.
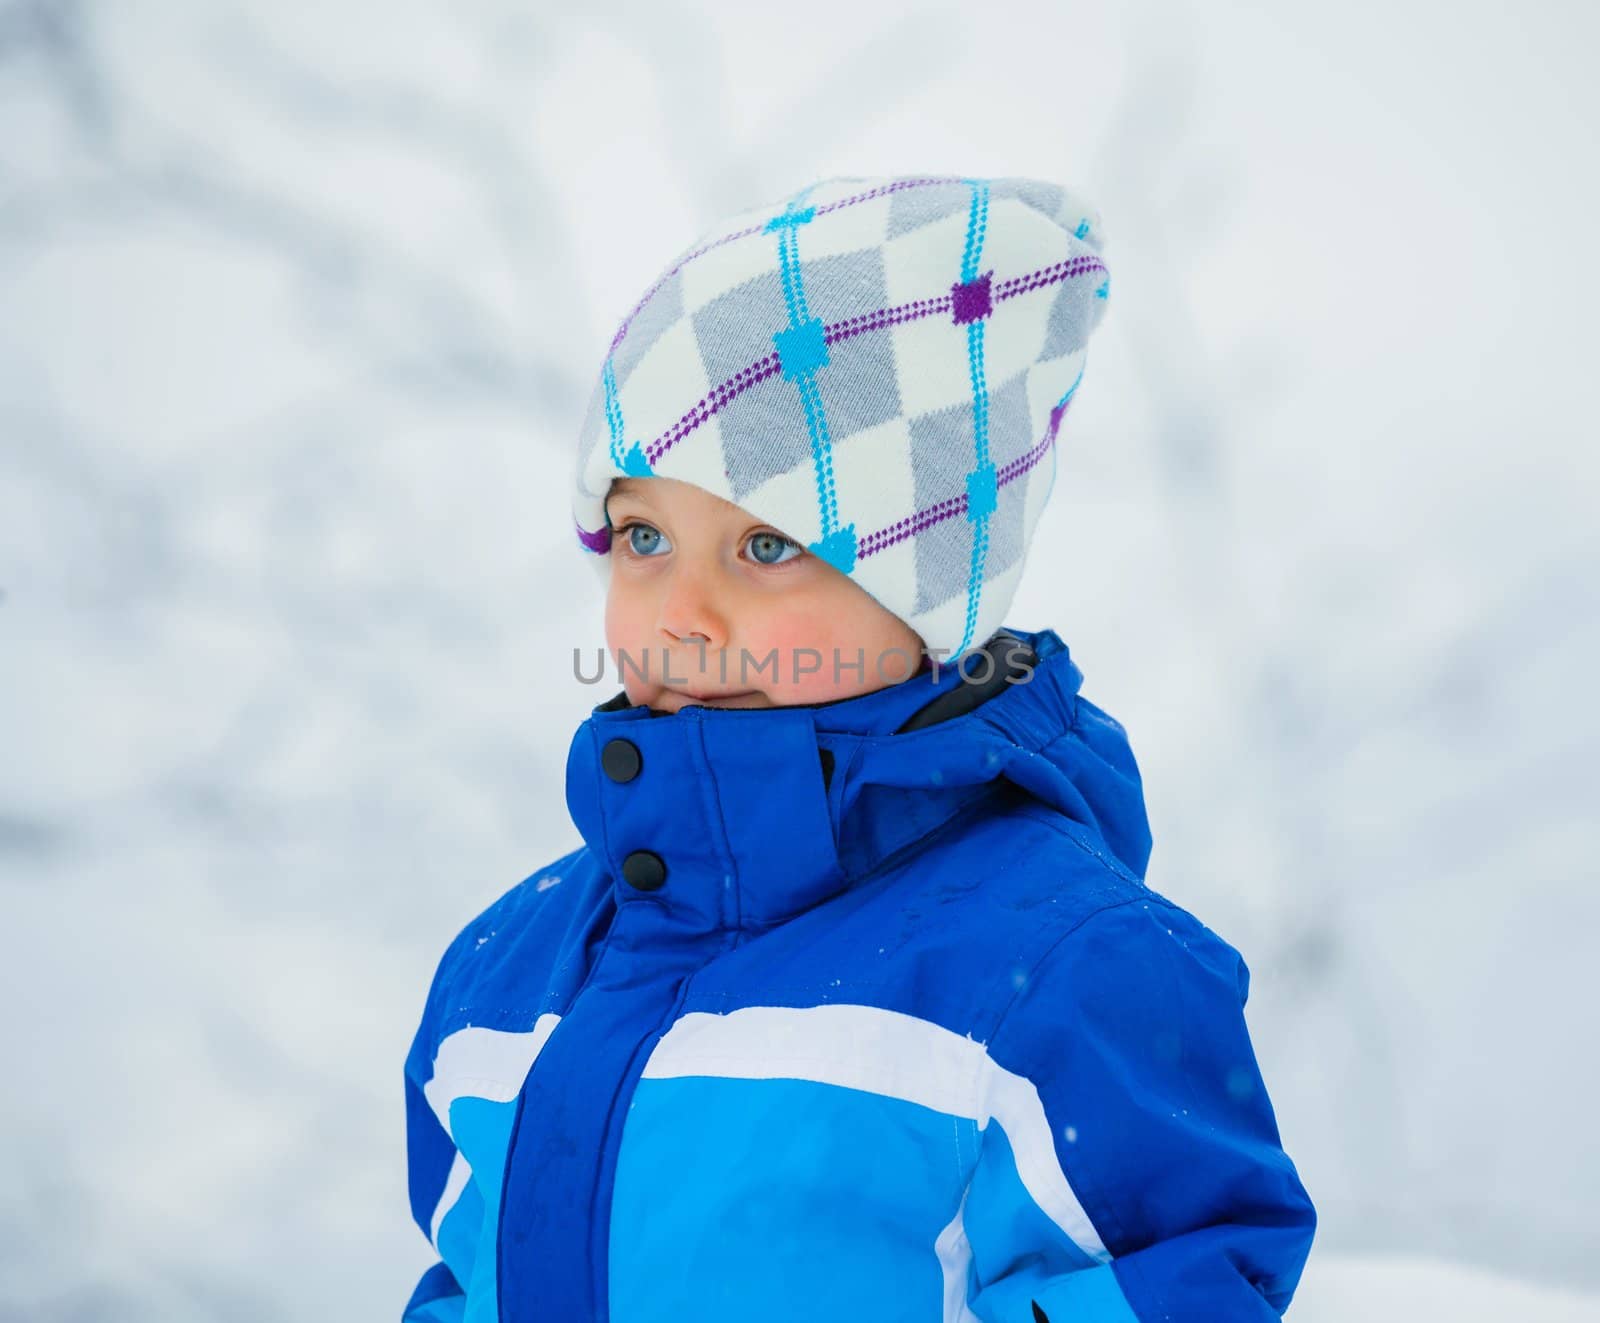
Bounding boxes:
[656,566,727,649]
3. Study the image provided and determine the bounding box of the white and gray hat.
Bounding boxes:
[572,173,1110,659]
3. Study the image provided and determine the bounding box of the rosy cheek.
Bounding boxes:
[749,613,863,701]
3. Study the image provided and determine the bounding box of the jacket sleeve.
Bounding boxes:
[400,1054,468,1322]
[963,895,1316,1322]
[400,936,477,1323]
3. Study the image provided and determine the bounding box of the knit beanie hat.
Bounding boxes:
[572,173,1110,659]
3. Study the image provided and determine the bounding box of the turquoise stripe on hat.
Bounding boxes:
[768,185,857,575]
[958,178,995,656]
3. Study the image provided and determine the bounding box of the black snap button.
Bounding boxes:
[621,849,666,891]
[601,738,642,783]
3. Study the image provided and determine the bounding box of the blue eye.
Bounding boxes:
[623,523,670,556]
[748,530,802,565]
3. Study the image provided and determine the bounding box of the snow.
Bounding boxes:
[1292,1255,1600,1323]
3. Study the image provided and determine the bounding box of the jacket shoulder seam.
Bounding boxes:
[1008,797,1144,887]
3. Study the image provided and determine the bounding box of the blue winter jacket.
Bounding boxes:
[401,625,1315,1322]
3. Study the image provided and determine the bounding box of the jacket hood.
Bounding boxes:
[564,626,1151,936]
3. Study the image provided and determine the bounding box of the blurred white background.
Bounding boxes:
[2,1,1596,1319]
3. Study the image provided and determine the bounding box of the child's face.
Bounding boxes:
[603,476,925,713]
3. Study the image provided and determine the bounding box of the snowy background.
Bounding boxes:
[2,0,1596,1318]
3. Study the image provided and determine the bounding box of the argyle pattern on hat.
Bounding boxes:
[572,173,1110,658]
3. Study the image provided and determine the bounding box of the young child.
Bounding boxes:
[401,174,1315,1323]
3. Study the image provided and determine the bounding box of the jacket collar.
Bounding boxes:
[564,627,1135,937]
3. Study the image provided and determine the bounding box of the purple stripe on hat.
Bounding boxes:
[575,520,612,553]
[809,176,963,221]
[825,292,955,348]
[608,177,966,353]
[993,254,1105,303]
[582,400,1071,562]
[641,255,1099,469]
[997,419,1061,488]
[644,292,956,467]
[858,395,1076,561]
[997,392,1075,487]
[644,354,785,465]
[858,492,969,558]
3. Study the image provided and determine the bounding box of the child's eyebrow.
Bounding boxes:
[606,481,652,509]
